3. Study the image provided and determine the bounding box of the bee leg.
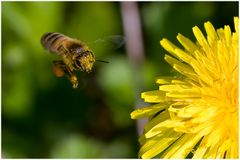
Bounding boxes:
[69,74,78,89]
[65,67,79,89]
[57,45,68,54]
[53,60,65,66]
[52,60,78,88]
[52,60,66,77]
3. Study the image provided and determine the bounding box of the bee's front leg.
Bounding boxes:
[69,74,78,89]
[65,67,79,89]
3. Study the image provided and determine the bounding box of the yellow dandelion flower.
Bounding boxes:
[131,17,238,159]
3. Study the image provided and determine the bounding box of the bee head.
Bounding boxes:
[75,51,95,73]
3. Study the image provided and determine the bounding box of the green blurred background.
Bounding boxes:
[2,1,238,158]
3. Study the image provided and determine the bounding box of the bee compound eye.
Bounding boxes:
[76,60,81,67]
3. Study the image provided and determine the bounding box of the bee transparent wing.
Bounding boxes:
[90,35,126,52]
[93,35,126,49]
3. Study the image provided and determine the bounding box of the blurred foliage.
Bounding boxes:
[2,1,238,158]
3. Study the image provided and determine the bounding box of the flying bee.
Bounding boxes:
[41,32,108,88]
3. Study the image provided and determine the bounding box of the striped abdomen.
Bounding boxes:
[41,32,69,55]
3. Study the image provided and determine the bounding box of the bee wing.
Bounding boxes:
[105,35,126,49]
[90,35,126,50]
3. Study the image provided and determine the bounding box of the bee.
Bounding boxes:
[41,32,107,88]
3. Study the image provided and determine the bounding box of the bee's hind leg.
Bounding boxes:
[53,60,65,66]
[52,60,78,88]
[52,60,66,77]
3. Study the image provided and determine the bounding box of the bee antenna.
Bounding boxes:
[96,60,109,63]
